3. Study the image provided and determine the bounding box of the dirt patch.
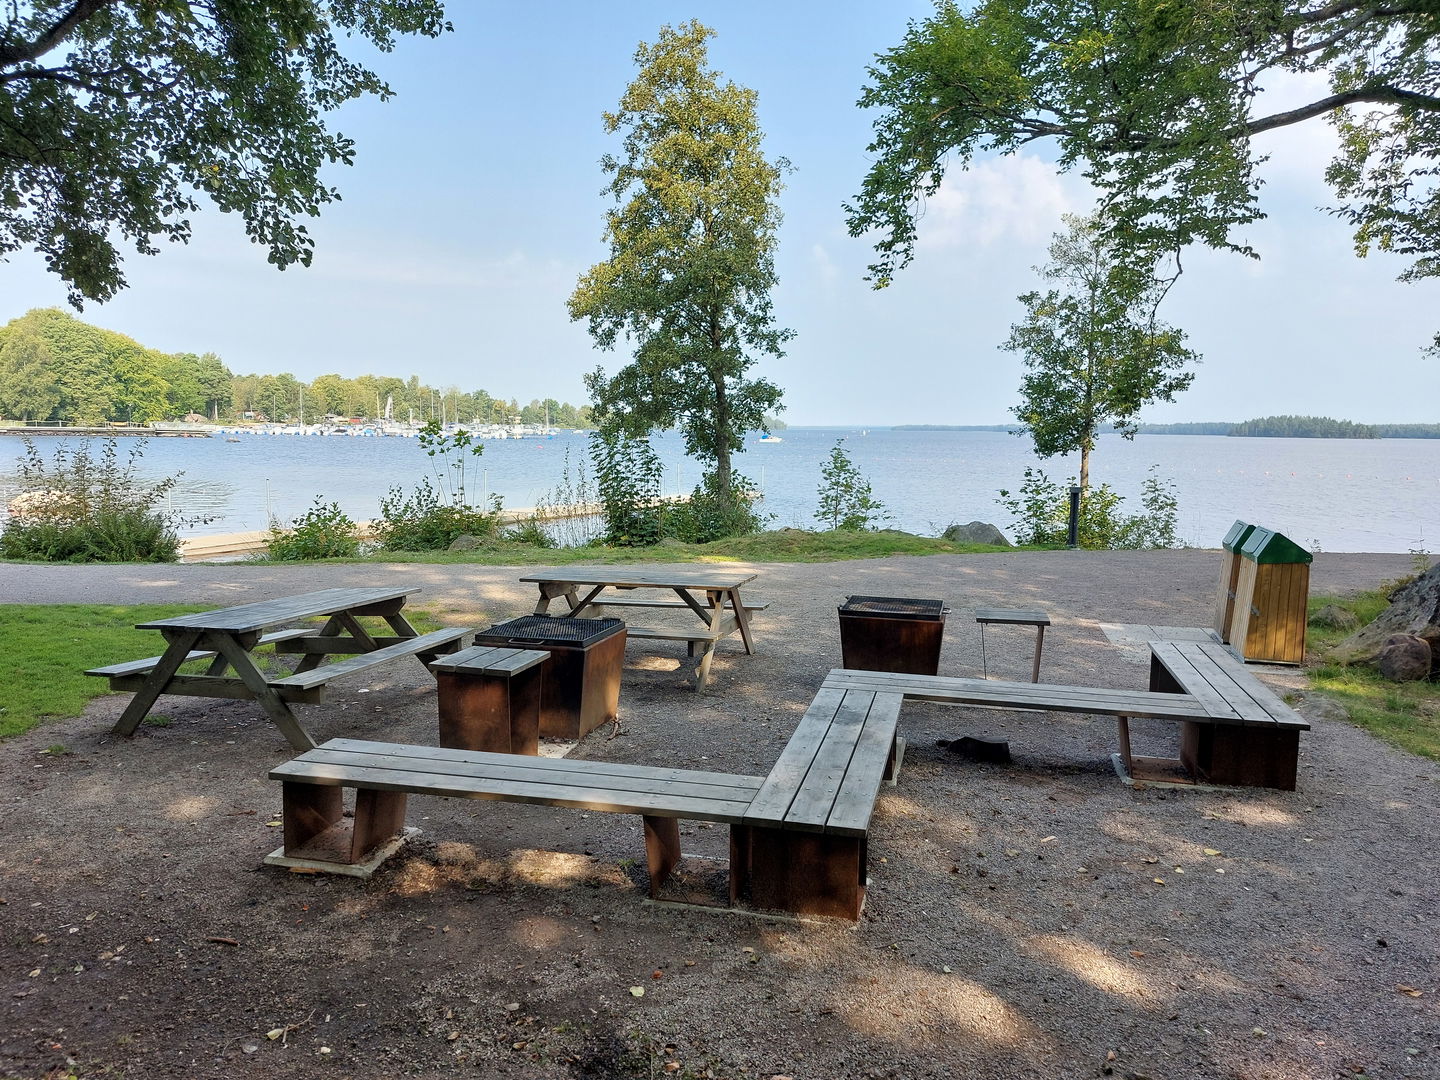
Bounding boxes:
[3,551,1437,1079]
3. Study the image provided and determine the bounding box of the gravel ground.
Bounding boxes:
[2,549,1437,1080]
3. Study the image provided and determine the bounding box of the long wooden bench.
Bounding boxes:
[267,689,904,919]
[86,628,319,679]
[1147,640,1309,790]
[824,658,1307,789]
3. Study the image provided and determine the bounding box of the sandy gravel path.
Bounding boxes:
[2,550,1436,1080]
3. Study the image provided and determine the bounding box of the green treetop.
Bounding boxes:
[0,1,450,306]
[569,20,790,500]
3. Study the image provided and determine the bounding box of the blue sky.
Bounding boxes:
[2,2,1436,424]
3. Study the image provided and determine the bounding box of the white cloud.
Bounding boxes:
[810,242,840,284]
[916,154,1090,250]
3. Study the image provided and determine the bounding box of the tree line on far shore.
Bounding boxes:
[897,418,1440,439]
[0,308,592,428]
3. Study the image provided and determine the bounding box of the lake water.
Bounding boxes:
[0,427,1436,553]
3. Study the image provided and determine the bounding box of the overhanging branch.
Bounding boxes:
[0,0,115,68]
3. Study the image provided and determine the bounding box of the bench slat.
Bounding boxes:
[584,598,769,612]
[827,693,904,836]
[1155,641,1308,729]
[1150,641,1251,722]
[430,645,549,677]
[273,759,758,823]
[782,690,881,832]
[319,737,763,791]
[621,624,735,643]
[744,687,848,827]
[270,628,470,690]
[85,628,318,678]
[280,746,763,804]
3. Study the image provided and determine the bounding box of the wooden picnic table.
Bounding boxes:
[518,568,763,691]
[90,587,470,751]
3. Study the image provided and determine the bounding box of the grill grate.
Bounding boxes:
[839,595,947,620]
[479,615,625,645]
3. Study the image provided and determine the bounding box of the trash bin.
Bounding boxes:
[1229,527,1312,664]
[837,596,948,675]
[472,616,626,739]
[1212,520,1255,643]
[432,645,549,755]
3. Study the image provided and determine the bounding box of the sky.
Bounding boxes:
[1,1,1436,425]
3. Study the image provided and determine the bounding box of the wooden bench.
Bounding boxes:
[1147,640,1310,790]
[732,686,904,919]
[267,689,906,920]
[267,738,764,901]
[85,628,320,679]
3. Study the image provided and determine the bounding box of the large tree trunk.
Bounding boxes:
[1328,561,1440,664]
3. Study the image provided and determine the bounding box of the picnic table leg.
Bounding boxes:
[111,630,204,737]
[1030,623,1046,683]
[729,588,757,655]
[293,615,345,674]
[533,582,581,615]
[210,634,318,751]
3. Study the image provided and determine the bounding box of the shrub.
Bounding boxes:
[530,447,602,548]
[373,478,502,551]
[267,499,359,560]
[996,465,1179,549]
[666,469,766,544]
[502,517,558,547]
[589,429,665,546]
[0,437,193,562]
[816,439,889,530]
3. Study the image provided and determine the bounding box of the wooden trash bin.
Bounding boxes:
[433,645,549,755]
[1212,520,1255,643]
[838,596,948,675]
[1229,527,1313,664]
[472,617,626,739]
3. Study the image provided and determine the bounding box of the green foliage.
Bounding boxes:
[1229,415,1379,438]
[416,419,486,504]
[570,20,790,499]
[266,498,359,560]
[846,0,1440,305]
[0,436,191,561]
[0,603,205,738]
[997,466,1179,549]
[373,478,501,551]
[1004,216,1197,491]
[502,517,559,548]
[529,447,602,548]
[589,429,665,547]
[0,2,451,306]
[816,439,889,530]
[666,470,766,545]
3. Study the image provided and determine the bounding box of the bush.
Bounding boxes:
[502,517,558,548]
[997,465,1179,549]
[0,437,193,562]
[589,429,665,546]
[666,470,766,544]
[530,448,602,548]
[267,499,360,560]
[816,439,889,530]
[372,478,502,551]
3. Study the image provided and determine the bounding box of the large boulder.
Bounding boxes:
[1376,634,1433,682]
[447,534,484,551]
[1329,561,1440,665]
[943,521,1012,547]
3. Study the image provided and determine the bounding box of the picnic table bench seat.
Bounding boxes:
[85,627,320,679]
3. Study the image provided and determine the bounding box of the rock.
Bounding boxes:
[1309,604,1359,631]
[1375,634,1433,682]
[447,534,483,551]
[937,735,1011,763]
[943,521,1012,547]
[1330,562,1440,664]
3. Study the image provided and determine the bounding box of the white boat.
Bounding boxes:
[757,434,783,443]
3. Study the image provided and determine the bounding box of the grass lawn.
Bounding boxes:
[0,604,446,741]
[1307,587,1440,760]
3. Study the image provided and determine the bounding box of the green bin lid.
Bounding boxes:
[1239,526,1313,565]
[1221,520,1254,552]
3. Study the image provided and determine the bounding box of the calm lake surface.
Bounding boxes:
[1,427,1436,553]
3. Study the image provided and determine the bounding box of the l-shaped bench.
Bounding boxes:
[269,686,904,920]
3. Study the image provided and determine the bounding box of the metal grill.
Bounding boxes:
[479,615,625,645]
[839,595,947,620]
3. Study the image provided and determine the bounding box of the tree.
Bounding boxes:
[0,327,61,420]
[816,439,889,530]
[1003,216,1196,491]
[845,0,1440,301]
[569,20,791,509]
[1,2,450,306]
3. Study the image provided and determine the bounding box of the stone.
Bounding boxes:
[937,735,1011,763]
[1309,604,1359,631]
[447,534,483,551]
[1330,561,1440,664]
[943,521,1012,547]
[1375,634,1433,683]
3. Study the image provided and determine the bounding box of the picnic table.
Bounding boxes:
[518,568,763,691]
[90,587,470,751]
